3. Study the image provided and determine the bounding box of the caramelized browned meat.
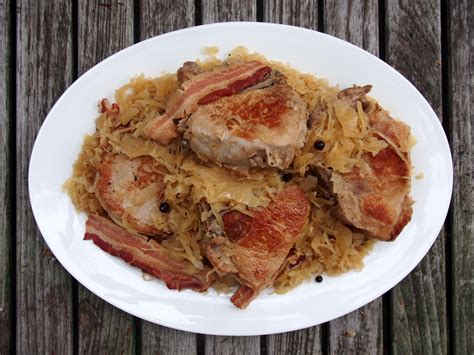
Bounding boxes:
[313,86,413,241]
[337,84,372,109]
[177,61,204,84]
[185,84,308,169]
[205,187,309,308]
[328,146,412,240]
[94,153,165,236]
[85,215,213,292]
[143,61,272,144]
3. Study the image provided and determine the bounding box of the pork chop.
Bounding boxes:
[94,153,166,236]
[143,60,272,144]
[185,84,308,169]
[312,86,413,241]
[205,187,309,308]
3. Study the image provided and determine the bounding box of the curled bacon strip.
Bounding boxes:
[85,214,213,292]
[197,66,272,105]
[143,61,272,145]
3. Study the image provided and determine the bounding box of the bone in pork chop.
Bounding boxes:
[85,215,213,292]
[94,153,166,236]
[143,60,272,144]
[312,86,413,241]
[205,187,309,308]
[185,83,308,169]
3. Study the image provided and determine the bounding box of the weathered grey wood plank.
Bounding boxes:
[16,1,74,353]
[77,1,135,353]
[143,326,197,355]
[140,0,194,40]
[205,336,260,355]
[200,1,262,352]
[262,1,322,353]
[263,0,318,30]
[448,0,473,353]
[324,1,383,353]
[324,0,379,56]
[139,1,197,352]
[0,0,12,353]
[329,300,382,355]
[267,328,322,355]
[386,1,447,354]
[202,0,257,24]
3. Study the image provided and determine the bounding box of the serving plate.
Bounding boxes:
[29,22,453,335]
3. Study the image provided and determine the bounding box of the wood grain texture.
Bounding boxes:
[266,327,322,355]
[0,0,12,353]
[140,0,195,40]
[386,0,442,114]
[77,1,135,353]
[386,1,447,354]
[262,0,318,30]
[202,0,257,23]
[262,1,322,352]
[139,1,197,352]
[205,336,260,355]
[79,0,134,72]
[141,326,197,355]
[16,1,74,353]
[324,1,382,354]
[448,0,473,353]
[328,300,382,355]
[324,0,379,56]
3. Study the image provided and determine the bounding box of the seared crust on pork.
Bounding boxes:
[312,86,413,241]
[94,153,165,236]
[185,84,308,169]
[205,187,309,308]
[143,61,272,144]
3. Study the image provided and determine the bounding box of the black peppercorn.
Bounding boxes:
[315,275,323,283]
[314,140,325,150]
[281,173,293,182]
[159,202,170,213]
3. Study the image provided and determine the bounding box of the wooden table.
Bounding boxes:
[0,0,471,354]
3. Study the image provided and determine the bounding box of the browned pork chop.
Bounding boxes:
[143,60,272,144]
[205,187,309,308]
[185,84,308,169]
[313,86,413,241]
[94,153,166,236]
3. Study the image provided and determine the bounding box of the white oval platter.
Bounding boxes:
[29,22,453,336]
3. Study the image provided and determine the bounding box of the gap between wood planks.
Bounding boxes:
[440,0,454,352]
[7,0,18,353]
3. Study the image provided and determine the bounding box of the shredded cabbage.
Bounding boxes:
[65,47,413,295]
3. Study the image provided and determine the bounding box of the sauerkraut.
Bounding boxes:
[65,47,394,294]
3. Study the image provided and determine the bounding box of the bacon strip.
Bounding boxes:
[85,214,213,292]
[143,61,272,144]
[197,66,272,105]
